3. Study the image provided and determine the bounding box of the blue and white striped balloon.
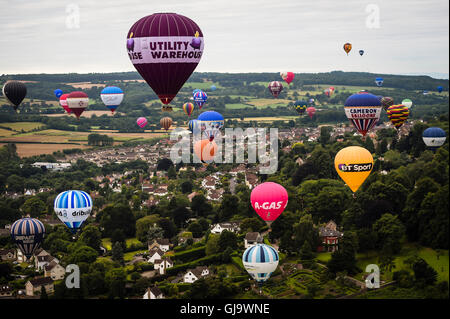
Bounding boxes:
[100,86,124,113]
[242,243,279,285]
[10,218,45,260]
[54,190,93,233]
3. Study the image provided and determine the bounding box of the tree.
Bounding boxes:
[98,204,136,237]
[136,215,160,242]
[20,197,46,217]
[40,285,48,299]
[111,229,126,250]
[206,234,220,255]
[68,245,98,264]
[156,158,174,171]
[168,166,177,179]
[300,241,314,260]
[327,231,359,275]
[188,222,204,238]
[191,195,212,217]
[373,214,405,254]
[147,225,165,243]
[218,230,238,251]
[158,218,178,239]
[239,217,265,233]
[218,194,239,221]
[106,268,127,299]
[180,180,193,194]
[111,242,124,265]
[413,258,438,287]
[292,214,319,255]
[222,247,233,263]
[79,225,102,251]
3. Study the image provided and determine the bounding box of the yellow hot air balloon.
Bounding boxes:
[334,146,373,192]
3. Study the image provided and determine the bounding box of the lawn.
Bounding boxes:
[102,237,144,251]
[316,252,332,263]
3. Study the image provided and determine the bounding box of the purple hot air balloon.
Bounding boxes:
[127,13,204,105]
[127,38,134,51]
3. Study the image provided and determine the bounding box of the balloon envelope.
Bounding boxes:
[306,106,316,119]
[344,93,382,136]
[2,81,27,110]
[54,190,92,233]
[67,91,89,119]
[193,90,207,109]
[437,86,443,93]
[100,86,124,113]
[422,127,446,149]
[387,104,409,129]
[183,102,195,116]
[137,117,148,128]
[401,99,413,109]
[194,139,217,163]
[294,100,307,115]
[359,50,364,56]
[188,119,200,133]
[334,146,373,193]
[243,244,279,285]
[127,13,204,105]
[375,77,384,87]
[160,117,173,131]
[198,111,224,141]
[343,43,352,55]
[10,218,45,260]
[59,93,72,113]
[54,89,63,98]
[280,72,295,85]
[210,85,217,91]
[268,81,283,98]
[250,182,288,224]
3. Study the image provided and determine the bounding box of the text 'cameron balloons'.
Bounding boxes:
[334,146,373,193]
[243,244,279,286]
[54,190,93,233]
[250,182,288,226]
[54,89,63,98]
[381,96,394,111]
[437,86,443,93]
[422,127,446,150]
[137,117,148,128]
[387,104,409,129]
[59,94,72,113]
[10,218,45,260]
[343,43,352,55]
[359,50,364,56]
[2,81,27,111]
[375,77,384,87]
[160,117,173,131]
[67,91,89,119]
[280,72,295,85]
[127,13,204,105]
[268,81,283,98]
[193,90,207,109]
[306,106,316,119]
[401,99,413,109]
[100,86,124,113]
[198,111,224,141]
[194,139,218,163]
[183,102,195,116]
[344,93,382,137]
[294,100,307,115]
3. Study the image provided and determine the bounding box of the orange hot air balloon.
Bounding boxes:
[387,104,409,130]
[194,139,217,163]
[160,117,173,131]
[343,43,352,55]
[334,146,373,193]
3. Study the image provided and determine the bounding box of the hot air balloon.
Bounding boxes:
[250,182,288,227]
[183,102,195,117]
[422,127,446,150]
[375,77,384,87]
[401,99,413,109]
[344,93,382,137]
[194,139,218,163]
[193,90,207,109]
[100,86,124,114]
[66,91,89,119]
[127,13,204,105]
[306,106,316,119]
[308,98,315,105]
[334,146,373,193]
[193,89,201,95]
[59,93,72,113]
[268,81,283,98]
[2,81,27,111]
[160,117,173,131]
[294,100,307,115]
[381,97,394,111]
[188,119,200,133]
[137,117,148,128]
[243,243,279,288]
[324,88,331,97]
[198,111,224,141]
[437,86,443,93]
[387,104,409,129]
[54,89,63,98]
[54,190,92,233]
[280,72,295,85]
[210,85,217,91]
[10,218,45,260]
[359,50,364,56]
[161,105,173,112]
[329,87,335,93]
[343,43,352,55]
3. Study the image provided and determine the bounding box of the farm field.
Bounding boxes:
[0,121,44,132]
[0,143,90,157]
[43,110,117,118]
[65,82,107,89]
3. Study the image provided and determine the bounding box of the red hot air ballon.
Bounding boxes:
[250,182,288,226]
[306,106,316,119]
[66,91,89,119]
[268,81,283,98]
[127,13,204,105]
[280,72,295,85]
[59,93,72,113]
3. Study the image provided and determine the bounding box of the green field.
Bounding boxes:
[183,81,222,90]
[102,237,143,251]
[0,122,44,132]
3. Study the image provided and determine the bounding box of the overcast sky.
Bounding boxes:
[0,0,448,78]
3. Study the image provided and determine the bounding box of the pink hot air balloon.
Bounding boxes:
[280,72,295,85]
[59,93,72,114]
[137,117,148,128]
[250,182,288,226]
[268,81,283,98]
[306,106,316,119]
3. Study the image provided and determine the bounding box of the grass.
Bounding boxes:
[124,250,148,262]
[316,252,332,263]
[183,81,222,90]
[102,237,143,251]
[0,122,44,132]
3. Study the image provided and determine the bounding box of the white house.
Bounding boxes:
[210,222,240,234]
[183,266,210,283]
[143,286,164,299]
[154,257,174,275]
[244,232,263,248]
[148,239,170,252]
[34,249,59,271]
[147,248,165,264]
[44,261,66,280]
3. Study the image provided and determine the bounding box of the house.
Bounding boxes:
[187,192,200,202]
[35,251,59,271]
[201,176,217,190]
[210,222,240,234]
[143,286,165,299]
[0,285,13,297]
[147,248,165,264]
[44,261,66,280]
[154,257,174,275]
[245,173,259,189]
[183,266,210,283]
[148,239,170,252]
[25,277,54,296]
[0,249,16,261]
[317,220,344,252]
[244,232,263,248]
[207,188,224,201]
